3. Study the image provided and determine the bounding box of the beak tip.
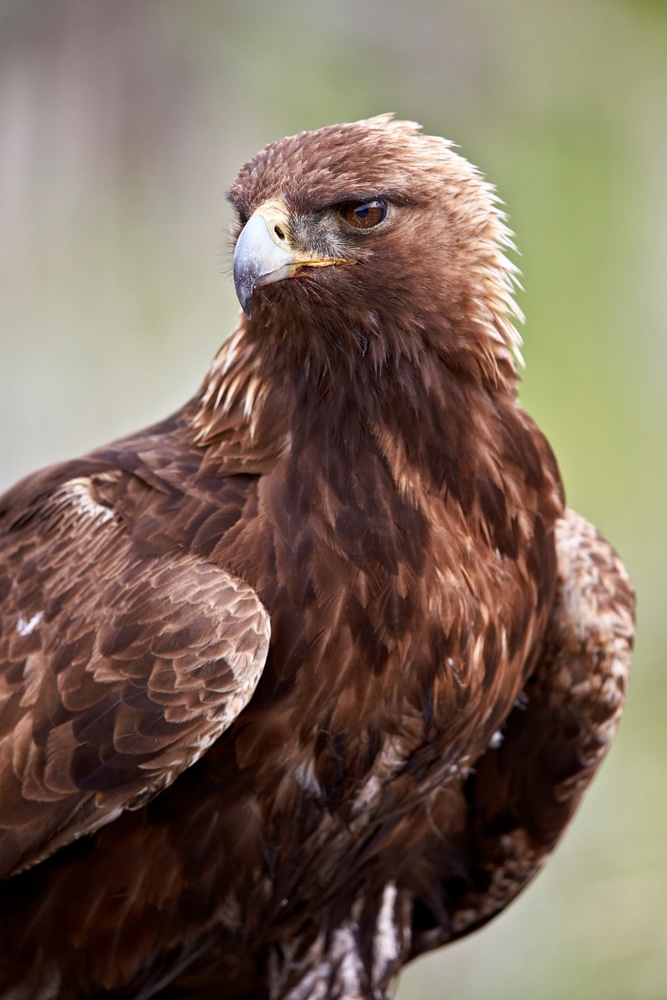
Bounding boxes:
[233,261,255,318]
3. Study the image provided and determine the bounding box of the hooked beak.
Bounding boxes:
[232,200,355,318]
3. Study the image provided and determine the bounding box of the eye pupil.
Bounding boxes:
[341,199,388,230]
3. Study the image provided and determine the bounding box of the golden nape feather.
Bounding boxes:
[0,116,634,1000]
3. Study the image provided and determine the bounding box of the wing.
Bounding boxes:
[0,471,270,879]
[411,507,635,953]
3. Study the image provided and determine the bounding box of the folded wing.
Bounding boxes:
[412,507,635,952]
[0,473,270,878]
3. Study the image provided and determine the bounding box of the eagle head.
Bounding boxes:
[228,114,523,388]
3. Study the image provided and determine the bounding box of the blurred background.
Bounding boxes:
[0,1,665,997]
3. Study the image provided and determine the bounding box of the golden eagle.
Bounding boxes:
[0,116,634,999]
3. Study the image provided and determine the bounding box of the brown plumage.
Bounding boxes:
[0,116,634,999]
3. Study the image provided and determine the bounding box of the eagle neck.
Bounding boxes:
[194,322,531,512]
[279,343,517,506]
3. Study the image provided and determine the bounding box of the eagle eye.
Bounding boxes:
[340,199,388,230]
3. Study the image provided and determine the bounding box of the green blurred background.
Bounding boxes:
[0,1,665,997]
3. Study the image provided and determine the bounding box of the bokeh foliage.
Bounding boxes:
[0,2,665,997]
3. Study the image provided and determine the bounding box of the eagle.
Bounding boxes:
[0,115,634,1000]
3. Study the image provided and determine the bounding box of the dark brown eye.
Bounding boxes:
[340,199,388,230]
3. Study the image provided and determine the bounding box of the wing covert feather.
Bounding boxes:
[0,474,270,878]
